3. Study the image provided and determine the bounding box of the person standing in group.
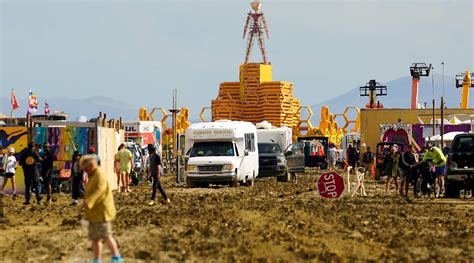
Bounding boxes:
[33,144,44,194]
[1,147,17,196]
[88,147,101,166]
[147,144,170,206]
[0,146,7,178]
[400,144,418,197]
[19,143,42,205]
[384,145,401,193]
[347,145,359,171]
[117,144,132,193]
[362,146,375,178]
[114,145,124,191]
[80,155,123,263]
[422,142,447,197]
[326,143,338,172]
[70,151,85,206]
[42,143,55,204]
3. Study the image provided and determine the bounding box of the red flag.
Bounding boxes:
[45,102,50,115]
[11,90,20,111]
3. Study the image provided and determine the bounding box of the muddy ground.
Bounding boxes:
[0,171,473,262]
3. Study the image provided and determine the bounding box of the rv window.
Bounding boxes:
[244,133,256,152]
[190,142,235,157]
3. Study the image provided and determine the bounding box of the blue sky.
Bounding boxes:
[1,0,472,117]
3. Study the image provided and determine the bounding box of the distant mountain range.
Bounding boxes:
[1,75,471,123]
[310,74,471,122]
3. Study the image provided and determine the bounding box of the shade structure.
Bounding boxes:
[212,63,300,131]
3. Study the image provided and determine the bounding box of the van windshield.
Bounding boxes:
[190,142,235,157]
[258,143,282,154]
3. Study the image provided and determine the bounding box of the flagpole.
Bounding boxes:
[10,89,14,120]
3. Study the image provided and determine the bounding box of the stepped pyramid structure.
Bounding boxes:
[212,64,300,128]
[211,2,300,129]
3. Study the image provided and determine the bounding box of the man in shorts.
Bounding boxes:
[326,143,337,171]
[422,142,447,197]
[81,155,123,263]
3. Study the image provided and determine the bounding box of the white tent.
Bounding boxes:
[427,131,466,142]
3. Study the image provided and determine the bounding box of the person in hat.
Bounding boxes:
[70,151,85,205]
[88,147,101,167]
[42,143,55,204]
[80,155,123,263]
[19,142,42,205]
[147,144,170,205]
[1,147,17,196]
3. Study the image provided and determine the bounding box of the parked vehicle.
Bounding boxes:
[283,141,305,181]
[125,142,148,185]
[446,133,474,198]
[185,120,259,187]
[297,136,328,169]
[256,123,293,181]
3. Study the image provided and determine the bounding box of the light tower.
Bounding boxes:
[410,63,431,109]
[243,1,270,64]
[359,79,387,109]
[456,71,474,109]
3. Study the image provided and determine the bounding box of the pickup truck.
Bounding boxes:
[446,133,474,198]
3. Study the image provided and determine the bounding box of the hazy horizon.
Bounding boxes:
[1,0,473,116]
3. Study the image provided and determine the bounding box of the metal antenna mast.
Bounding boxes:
[243,1,270,64]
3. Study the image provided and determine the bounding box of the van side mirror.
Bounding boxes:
[284,151,292,157]
[244,149,249,156]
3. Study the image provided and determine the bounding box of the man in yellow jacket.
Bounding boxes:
[81,155,123,263]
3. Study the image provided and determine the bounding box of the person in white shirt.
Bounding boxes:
[1,147,17,196]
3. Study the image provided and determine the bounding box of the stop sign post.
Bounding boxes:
[317,172,345,198]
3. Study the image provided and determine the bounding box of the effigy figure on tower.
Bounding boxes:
[243,1,270,64]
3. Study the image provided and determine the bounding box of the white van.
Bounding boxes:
[185,120,259,187]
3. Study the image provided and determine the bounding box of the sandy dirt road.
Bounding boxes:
[0,171,473,262]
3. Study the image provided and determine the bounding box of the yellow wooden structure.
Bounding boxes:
[461,71,472,109]
[212,63,300,129]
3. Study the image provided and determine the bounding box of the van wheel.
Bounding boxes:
[186,178,197,188]
[230,177,239,188]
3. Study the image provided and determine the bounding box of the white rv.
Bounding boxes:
[185,120,259,187]
[256,121,292,150]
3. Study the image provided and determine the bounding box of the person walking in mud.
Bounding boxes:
[70,151,85,206]
[1,147,17,196]
[114,145,123,191]
[422,142,446,197]
[80,155,123,263]
[117,144,132,193]
[362,147,375,178]
[400,144,418,197]
[384,145,401,194]
[19,142,42,205]
[147,144,170,206]
[42,143,55,204]
[326,143,338,171]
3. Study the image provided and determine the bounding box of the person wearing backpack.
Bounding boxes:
[19,142,42,205]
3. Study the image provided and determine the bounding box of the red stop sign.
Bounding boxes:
[317,172,345,198]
